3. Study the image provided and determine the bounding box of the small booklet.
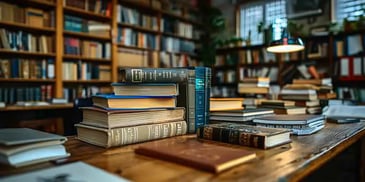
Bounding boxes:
[1,161,130,182]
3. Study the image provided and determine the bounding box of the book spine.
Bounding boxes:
[197,126,266,149]
[195,67,206,133]
[108,120,187,147]
[204,67,211,125]
[186,69,196,133]
[119,68,188,83]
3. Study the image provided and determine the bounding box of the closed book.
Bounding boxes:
[261,100,295,107]
[81,106,185,128]
[119,68,188,83]
[210,108,274,117]
[0,128,69,167]
[75,121,187,148]
[197,123,291,149]
[253,114,324,125]
[92,94,177,109]
[135,139,256,173]
[209,98,244,111]
[111,83,178,96]
[273,107,307,115]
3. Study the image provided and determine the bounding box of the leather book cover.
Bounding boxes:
[135,139,256,173]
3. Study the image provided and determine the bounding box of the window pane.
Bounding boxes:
[336,0,365,22]
[240,5,264,45]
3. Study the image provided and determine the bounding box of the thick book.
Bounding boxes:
[1,161,129,182]
[119,68,188,83]
[261,100,295,107]
[81,107,185,128]
[0,128,69,167]
[197,123,291,149]
[253,114,325,125]
[209,98,244,111]
[111,83,178,96]
[75,120,187,148]
[92,94,177,109]
[135,139,256,173]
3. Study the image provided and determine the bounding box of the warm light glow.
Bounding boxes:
[266,44,304,53]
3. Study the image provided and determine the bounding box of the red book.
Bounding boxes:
[135,139,256,173]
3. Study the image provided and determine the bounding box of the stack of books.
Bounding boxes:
[238,77,270,97]
[209,108,274,124]
[253,114,325,135]
[279,84,321,114]
[0,128,69,167]
[75,83,187,148]
[260,99,307,115]
[118,67,211,134]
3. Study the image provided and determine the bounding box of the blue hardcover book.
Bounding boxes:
[92,94,177,109]
[194,67,211,133]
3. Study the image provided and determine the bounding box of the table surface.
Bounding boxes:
[1,122,365,182]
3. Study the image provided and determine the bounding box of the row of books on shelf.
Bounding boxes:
[117,47,156,67]
[0,29,54,53]
[64,0,112,17]
[160,51,199,68]
[62,62,111,81]
[117,4,158,31]
[64,15,111,36]
[239,67,278,83]
[335,56,365,79]
[218,48,277,65]
[64,37,111,59]
[306,41,328,59]
[0,2,54,27]
[0,58,54,79]
[117,27,158,49]
[334,34,364,57]
[214,70,236,84]
[211,86,237,98]
[161,18,195,39]
[160,36,195,53]
[63,85,110,103]
[0,85,53,104]
[336,87,365,103]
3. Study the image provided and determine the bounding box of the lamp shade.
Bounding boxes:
[266,28,304,53]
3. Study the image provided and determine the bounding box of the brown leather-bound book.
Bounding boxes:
[135,139,256,173]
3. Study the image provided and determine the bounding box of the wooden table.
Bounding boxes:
[1,122,365,181]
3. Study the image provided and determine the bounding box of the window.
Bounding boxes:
[335,0,365,22]
[239,0,287,45]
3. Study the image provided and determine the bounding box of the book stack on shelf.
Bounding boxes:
[238,77,270,98]
[259,100,307,115]
[196,123,291,149]
[209,108,275,124]
[0,128,69,167]
[75,83,187,148]
[253,114,325,135]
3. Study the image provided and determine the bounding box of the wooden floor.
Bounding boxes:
[1,122,365,182]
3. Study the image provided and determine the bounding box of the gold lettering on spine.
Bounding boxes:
[203,127,213,140]
[239,133,251,146]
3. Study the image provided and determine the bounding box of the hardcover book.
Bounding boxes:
[197,123,291,149]
[111,83,178,96]
[81,107,185,128]
[75,120,187,148]
[0,128,69,167]
[92,94,177,109]
[261,100,295,107]
[253,114,325,125]
[135,139,256,173]
[119,68,188,83]
[209,98,244,111]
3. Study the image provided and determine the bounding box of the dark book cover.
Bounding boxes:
[135,139,256,173]
[197,123,291,149]
[119,67,188,83]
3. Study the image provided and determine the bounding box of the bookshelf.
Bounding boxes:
[0,0,202,109]
[212,45,279,97]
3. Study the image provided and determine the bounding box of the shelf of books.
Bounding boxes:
[0,0,58,108]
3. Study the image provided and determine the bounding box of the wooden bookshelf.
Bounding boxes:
[0,0,201,107]
[0,103,73,111]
